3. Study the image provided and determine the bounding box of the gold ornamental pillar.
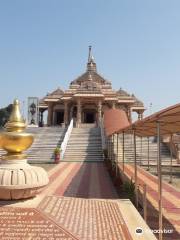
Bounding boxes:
[0,99,49,200]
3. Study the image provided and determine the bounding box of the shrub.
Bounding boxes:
[123,179,135,201]
[54,147,61,155]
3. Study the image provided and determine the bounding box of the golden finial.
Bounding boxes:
[5,99,26,132]
[0,99,33,157]
[0,99,49,200]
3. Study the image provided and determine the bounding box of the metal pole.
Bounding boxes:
[109,137,111,160]
[147,137,150,171]
[108,138,110,159]
[122,131,125,172]
[133,130,138,208]
[140,136,142,166]
[111,135,113,166]
[116,133,119,177]
[110,136,112,163]
[112,134,115,169]
[157,122,163,240]
[143,184,147,222]
[169,134,173,183]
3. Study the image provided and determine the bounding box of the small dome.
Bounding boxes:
[117,88,130,97]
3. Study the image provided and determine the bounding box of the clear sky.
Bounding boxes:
[0,0,180,117]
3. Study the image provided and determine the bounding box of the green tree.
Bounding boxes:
[0,104,13,127]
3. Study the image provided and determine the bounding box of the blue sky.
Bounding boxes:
[0,0,180,117]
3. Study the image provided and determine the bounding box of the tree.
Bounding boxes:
[0,104,13,127]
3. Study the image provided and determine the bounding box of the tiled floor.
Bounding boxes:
[0,162,157,240]
[37,162,156,240]
[45,162,118,198]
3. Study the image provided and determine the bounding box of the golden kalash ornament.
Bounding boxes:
[0,99,49,200]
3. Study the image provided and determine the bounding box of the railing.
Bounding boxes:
[163,134,180,163]
[99,120,106,151]
[60,119,73,159]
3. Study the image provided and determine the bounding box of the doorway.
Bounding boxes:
[84,111,95,123]
[56,111,64,125]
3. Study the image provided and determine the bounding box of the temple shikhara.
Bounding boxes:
[38,47,145,127]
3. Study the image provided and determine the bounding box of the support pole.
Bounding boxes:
[116,133,119,177]
[109,137,111,161]
[147,137,150,171]
[140,136,142,166]
[157,122,163,240]
[133,130,138,208]
[110,136,113,164]
[108,137,110,160]
[112,134,115,169]
[122,131,125,172]
[169,134,173,183]
[143,184,147,222]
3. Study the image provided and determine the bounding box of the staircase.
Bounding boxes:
[26,127,66,163]
[63,127,104,162]
[112,134,176,165]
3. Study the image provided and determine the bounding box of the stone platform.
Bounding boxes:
[0,162,156,240]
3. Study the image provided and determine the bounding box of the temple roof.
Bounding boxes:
[38,47,145,111]
[46,88,64,97]
[131,94,145,108]
[44,88,64,102]
[70,70,111,87]
[117,88,131,97]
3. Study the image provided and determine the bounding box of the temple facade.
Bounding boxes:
[38,47,145,127]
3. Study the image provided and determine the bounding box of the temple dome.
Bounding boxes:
[117,88,130,97]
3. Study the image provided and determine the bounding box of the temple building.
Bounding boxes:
[38,47,145,127]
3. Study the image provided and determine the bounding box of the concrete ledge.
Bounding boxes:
[117,199,157,240]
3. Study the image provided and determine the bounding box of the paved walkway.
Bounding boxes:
[118,163,180,240]
[45,162,118,198]
[0,162,156,240]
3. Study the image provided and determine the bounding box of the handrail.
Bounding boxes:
[99,120,106,150]
[60,119,73,159]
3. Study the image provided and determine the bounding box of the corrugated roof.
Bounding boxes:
[116,103,180,137]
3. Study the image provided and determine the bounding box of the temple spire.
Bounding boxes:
[88,45,92,63]
[87,46,97,72]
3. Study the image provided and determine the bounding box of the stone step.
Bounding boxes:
[63,127,103,162]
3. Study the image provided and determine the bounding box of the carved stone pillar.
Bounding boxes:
[112,102,116,109]
[127,106,132,123]
[52,111,56,125]
[97,100,102,123]
[77,99,81,127]
[64,101,68,126]
[137,112,143,120]
[47,103,53,126]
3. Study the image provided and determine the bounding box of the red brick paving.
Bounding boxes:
[38,196,133,240]
[46,162,118,199]
[37,162,133,240]
[0,161,157,239]
[118,163,180,239]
